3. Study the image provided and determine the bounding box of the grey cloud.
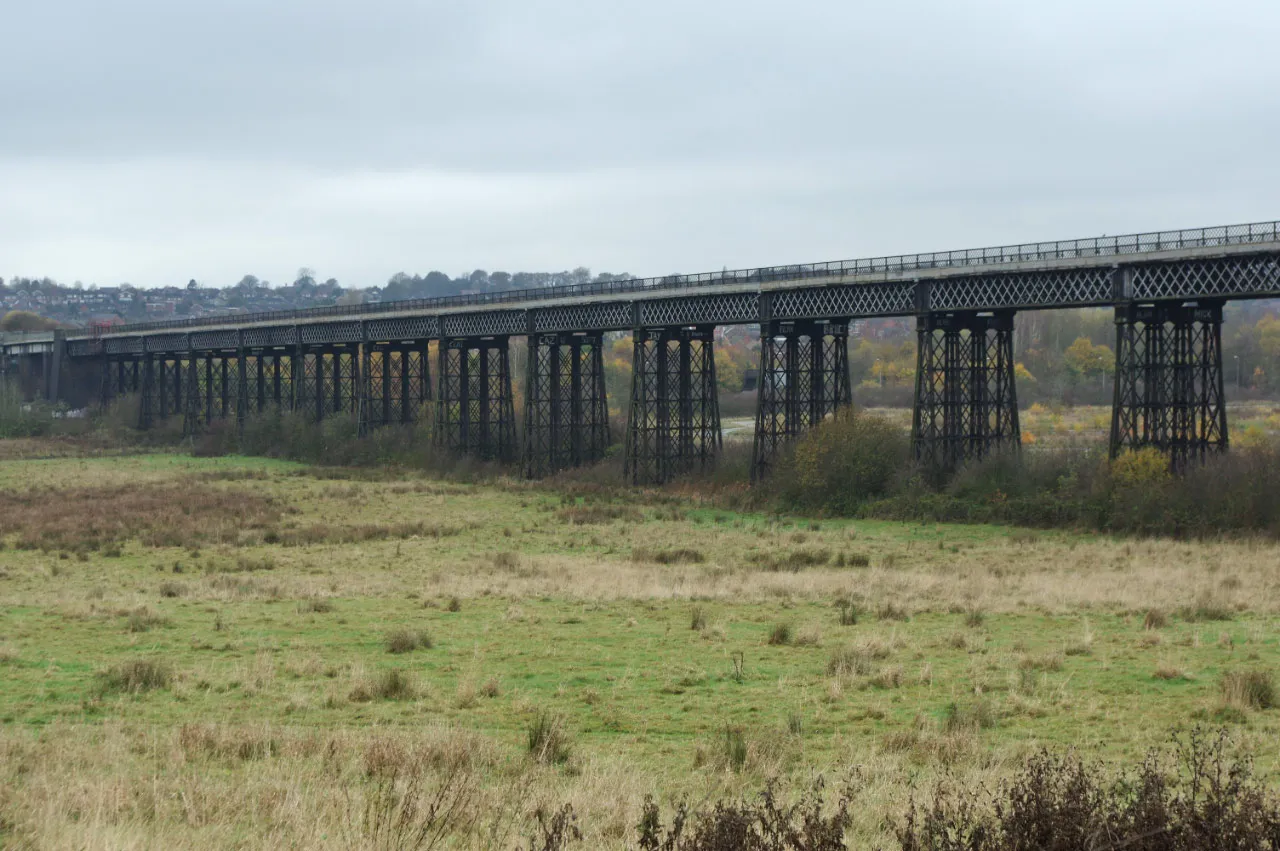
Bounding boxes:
[2,0,1279,287]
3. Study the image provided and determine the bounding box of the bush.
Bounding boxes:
[774,411,909,514]
[896,728,1280,851]
[636,781,851,851]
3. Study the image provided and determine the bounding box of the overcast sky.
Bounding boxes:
[3,0,1279,289]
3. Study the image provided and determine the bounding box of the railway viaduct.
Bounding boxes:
[3,220,1279,482]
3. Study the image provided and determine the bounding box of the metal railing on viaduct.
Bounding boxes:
[4,220,1279,481]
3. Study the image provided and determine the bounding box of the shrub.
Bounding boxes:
[1110,446,1172,489]
[690,606,707,631]
[766,623,793,646]
[636,781,851,851]
[896,728,1280,851]
[774,411,909,514]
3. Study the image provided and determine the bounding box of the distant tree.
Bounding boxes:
[1063,336,1112,377]
[490,271,512,291]
[187,279,198,290]
[0,310,59,331]
[235,274,261,290]
[423,271,452,297]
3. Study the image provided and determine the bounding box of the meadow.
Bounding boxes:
[0,445,1278,848]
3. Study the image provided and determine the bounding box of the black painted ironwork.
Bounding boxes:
[523,331,611,478]
[911,311,1020,470]
[364,343,432,429]
[66,220,1280,337]
[750,319,852,480]
[624,326,721,485]
[1110,301,1227,466]
[436,337,516,461]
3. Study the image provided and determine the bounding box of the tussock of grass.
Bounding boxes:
[350,669,416,702]
[1220,669,1276,710]
[157,581,187,598]
[631,547,705,565]
[99,659,172,693]
[826,638,892,677]
[943,699,998,732]
[384,629,433,654]
[296,598,335,614]
[124,607,171,633]
[527,711,571,765]
[766,623,793,646]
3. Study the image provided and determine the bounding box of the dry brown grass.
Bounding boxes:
[0,482,283,552]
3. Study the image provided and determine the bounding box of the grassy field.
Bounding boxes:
[1,449,1279,848]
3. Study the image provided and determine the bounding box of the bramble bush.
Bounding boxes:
[772,411,909,514]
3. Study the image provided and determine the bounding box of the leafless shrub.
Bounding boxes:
[636,780,851,851]
[896,728,1280,851]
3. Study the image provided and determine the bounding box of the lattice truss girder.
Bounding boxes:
[911,311,1021,470]
[1110,301,1227,466]
[523,332,611,478]
[533,304,633,333]
[930,269,1113,311]
[750,319,852,480]
[624,326,722,485]
[435,337,517,461]
[363,343,432,429]
[1130,255,1280,301]
[772,284,914,318]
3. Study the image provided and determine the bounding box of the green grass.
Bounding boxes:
[1,449,1278,847]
